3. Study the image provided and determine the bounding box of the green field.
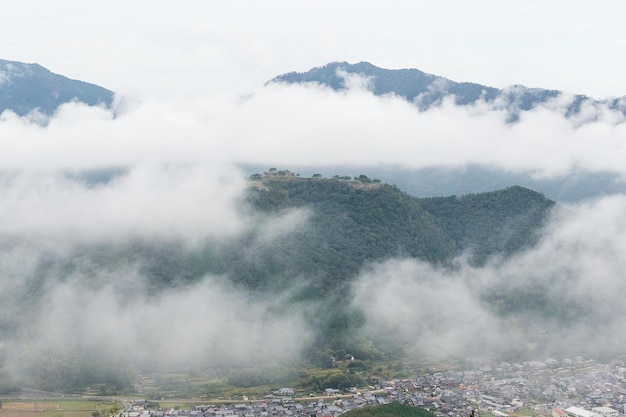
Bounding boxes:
[132,355,467,403]
[0,400,119,417]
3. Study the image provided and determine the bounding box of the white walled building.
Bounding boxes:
[591,407,618,417]
[566,407,593,417]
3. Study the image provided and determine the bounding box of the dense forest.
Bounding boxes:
[246,175,554,268]
[236,175,555,356]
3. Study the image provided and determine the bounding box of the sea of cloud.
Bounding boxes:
[1,76,626,382]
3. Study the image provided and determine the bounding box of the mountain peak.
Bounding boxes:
[0,58,114,117]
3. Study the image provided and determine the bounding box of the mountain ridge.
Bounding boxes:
[270,61,625,118]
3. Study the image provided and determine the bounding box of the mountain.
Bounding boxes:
[1,174,557,390]
[245,175,554,273]
[270,61,626,117]
[0,59,114,116]
[259,61,626,202]
[419,185,554,264]
[41,176,550,299]
[230,176,555,348]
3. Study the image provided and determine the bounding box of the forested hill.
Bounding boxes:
[419,185,555,264]
[245,175,555,275]
[0,172,557,391]
[199,175,557,349]
[116,174,555,351]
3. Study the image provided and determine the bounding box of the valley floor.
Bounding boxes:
[123,357,626,417]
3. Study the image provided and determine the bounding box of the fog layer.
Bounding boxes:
[353,195,626,361]
[1,78,626,387]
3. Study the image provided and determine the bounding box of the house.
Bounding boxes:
[591,407,618,417]
[565,406,592,417]
[277,388,295,396]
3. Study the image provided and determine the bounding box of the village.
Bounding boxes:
[124,357,626,417]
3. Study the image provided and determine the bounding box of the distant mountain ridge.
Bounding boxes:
[271,61,626,118]
[265,62,626,201]
[0,58,114,116]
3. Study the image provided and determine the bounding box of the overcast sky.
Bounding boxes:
[3,0,626,99]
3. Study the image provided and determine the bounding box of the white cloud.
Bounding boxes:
[31,272,311,369]
[253,208,312,244]
[220,82,626,178]
[351,258,507,359]
[0,164,247,243]
[352,194,626,360]
[2,81,626,179]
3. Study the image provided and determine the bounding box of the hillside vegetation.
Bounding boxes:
[0,172,556,393]
[226,174,555,354]
[341,402,437,417]
[246,175,554,270]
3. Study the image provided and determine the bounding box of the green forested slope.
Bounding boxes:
[1,175,557,392]
[247,179,554,270]
[245,179,457,281]
[419,185,556,264]
[51,177,554,343]
[341,402,437,417]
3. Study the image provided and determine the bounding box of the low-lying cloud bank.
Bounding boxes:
[2,78,626,177]
[352,194,626,361]
[0,166,314,385]
[0,164,247,243]
[1,78,626,387]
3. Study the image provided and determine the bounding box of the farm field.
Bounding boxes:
[0,400,118,417]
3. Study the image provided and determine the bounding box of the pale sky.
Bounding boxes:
[2,0,625,99]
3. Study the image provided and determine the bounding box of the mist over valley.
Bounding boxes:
[1,60,626,398]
